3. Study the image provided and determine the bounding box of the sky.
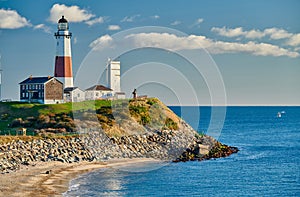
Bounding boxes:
[0,0,299,105]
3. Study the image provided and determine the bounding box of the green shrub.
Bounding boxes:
[164,118,178,130]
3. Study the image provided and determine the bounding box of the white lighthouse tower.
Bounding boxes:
[54,16,73,88]
[107,60,121,93]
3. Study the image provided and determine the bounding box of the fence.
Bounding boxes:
[0,129,36,136]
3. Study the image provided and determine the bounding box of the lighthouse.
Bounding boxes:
[54,16,73,88]
[107,60,121,93]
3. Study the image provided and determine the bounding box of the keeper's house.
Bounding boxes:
[64,87,85,103]
[19,76,63,104]
[85,85,113,100]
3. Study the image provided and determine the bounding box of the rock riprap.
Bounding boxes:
[0,124,238,173]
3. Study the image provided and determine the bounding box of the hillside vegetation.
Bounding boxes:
[0,98,179,139]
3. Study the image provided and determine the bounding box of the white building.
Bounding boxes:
[19,76,64,104]
[108,60,121,93]
[64,87,85,102]
[85,85,113,100]
[107,60,126,99]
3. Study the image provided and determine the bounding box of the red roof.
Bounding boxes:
[85,85,112,91]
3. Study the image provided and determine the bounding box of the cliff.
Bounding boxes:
[0,98,238,173]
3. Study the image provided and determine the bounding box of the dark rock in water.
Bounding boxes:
[173,138,239,162]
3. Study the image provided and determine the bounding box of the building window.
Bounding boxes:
[21,85,24,90]
[26,92,28,97]
[96,93,99,97]
[42,85,44,89]
[77,93,80,97]
[22,92,25,98]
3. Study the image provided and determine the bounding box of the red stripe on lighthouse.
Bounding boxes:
[54,56,73,77]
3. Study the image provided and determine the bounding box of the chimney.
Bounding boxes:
[48,75,51,79]
[29,75,32,80]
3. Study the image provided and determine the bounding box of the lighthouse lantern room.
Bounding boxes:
[54,16,73,88]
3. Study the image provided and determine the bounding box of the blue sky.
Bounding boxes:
[0,0,299,105]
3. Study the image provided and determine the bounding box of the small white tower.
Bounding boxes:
[54,16,73,88]
[108,60,121,93]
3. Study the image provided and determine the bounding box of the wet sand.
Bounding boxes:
[0,158,158,197]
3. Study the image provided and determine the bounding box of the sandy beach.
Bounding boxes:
[0,158,159,197]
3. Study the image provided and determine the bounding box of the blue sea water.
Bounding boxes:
[64,107,300,196]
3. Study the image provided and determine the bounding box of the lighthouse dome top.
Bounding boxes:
[57,16,68,30]
[58,16,68,23]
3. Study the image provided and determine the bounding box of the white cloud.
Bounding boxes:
[245,29,265,39]
[33,24,51,33]
[211,27,245,37]
[294,47,300,51]
[211,40,298,57]
[48,4,94,23]
[264,28,292,40]
[286,33,300,46]
[85,16,105,26]
[151,15,160,19]
[212,26,298,44]
[191,18,204,28]
[107,25,121,31]
[171,20,181,26]
[89,34,114,50]
[0,9,31,29]
[90,32,298,58]
[121,14,140,22]
[196,18,204,24]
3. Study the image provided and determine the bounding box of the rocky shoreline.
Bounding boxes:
[0,98,239,174]
[0,122,238,174]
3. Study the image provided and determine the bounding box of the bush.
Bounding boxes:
[141,115,151,125]
[10,118,23,127]
[164,118,178,130]
[1,113,10,120]
[146,98,158,106]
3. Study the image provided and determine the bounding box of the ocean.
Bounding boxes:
[64,106,300,196]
